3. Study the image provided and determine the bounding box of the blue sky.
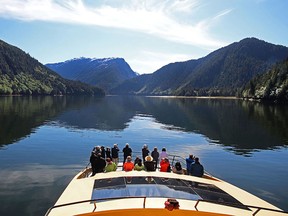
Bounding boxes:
[0,0,287,74]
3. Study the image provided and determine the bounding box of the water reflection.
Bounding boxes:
[0,96,99,147]
[1,96,288,214]
[1,96,287,155]
[49,96,288,155]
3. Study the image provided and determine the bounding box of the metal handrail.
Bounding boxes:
[45,196,288,216]
[89,151,187,168]
[44,196,147,216]
[194,199,288,215]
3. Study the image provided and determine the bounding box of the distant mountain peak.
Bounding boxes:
[46,57,137,92]
[55,57,126,65]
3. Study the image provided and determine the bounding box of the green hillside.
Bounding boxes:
[111,38,288,96]
[0,40,105,96]
[242,58,288,102]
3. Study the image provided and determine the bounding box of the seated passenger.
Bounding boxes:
[172,162,184,174]
[134,159,145,171]
[104,158,117,172]
[144,155,156,171]
[134,156,140,165]
[123,156,134,171]
[160,158,171,172]
[190,157,204,177]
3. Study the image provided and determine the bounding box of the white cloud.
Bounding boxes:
[216,9,233,19]
[0,0,230,48]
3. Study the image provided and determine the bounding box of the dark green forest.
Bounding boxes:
[111,38,288,97]
[0,40,105,96]
[1,37,288,102]
[241,58,288,101]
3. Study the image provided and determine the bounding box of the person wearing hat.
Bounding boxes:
[104,158,117,172]
[123,156,134,171]
[92,146,101,155]
[144,155,156,171]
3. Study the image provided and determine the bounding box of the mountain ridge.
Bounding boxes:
[111,37,288,96]
[2,37,288,100]
[46,57,138,92]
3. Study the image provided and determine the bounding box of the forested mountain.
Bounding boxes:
[111,38,288,96]
[241,58,288,101]
[46,57,137,92]
[0,40,105,96]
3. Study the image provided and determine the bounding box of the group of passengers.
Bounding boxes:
[90,143,204,177]
[90,145,118,176]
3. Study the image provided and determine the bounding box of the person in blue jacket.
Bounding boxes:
[185,154,195,175]
[190,157,204,177]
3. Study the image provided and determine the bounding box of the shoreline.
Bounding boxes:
[107,94,239,99]
[145,95,239,99]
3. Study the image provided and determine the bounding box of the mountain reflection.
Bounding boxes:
[1,96,287,154]
[0,96,94,146]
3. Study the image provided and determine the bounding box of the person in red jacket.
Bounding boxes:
[160,158,171,172]
[123,156,134,171]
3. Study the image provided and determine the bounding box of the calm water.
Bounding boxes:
[0,96,287,215]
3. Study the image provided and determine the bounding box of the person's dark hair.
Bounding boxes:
[175,162,182,171]
[162,148,166,151]
[137,159,143,166]
[195,157,199,163]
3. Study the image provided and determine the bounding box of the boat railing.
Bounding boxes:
[89,150,187,167]
[166,153,215,178]
[44,196,147,216]
[45,196,288,216]
[194,199,288,215]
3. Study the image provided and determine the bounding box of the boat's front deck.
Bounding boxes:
[92,176,247,209]
[46,170,287,216]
